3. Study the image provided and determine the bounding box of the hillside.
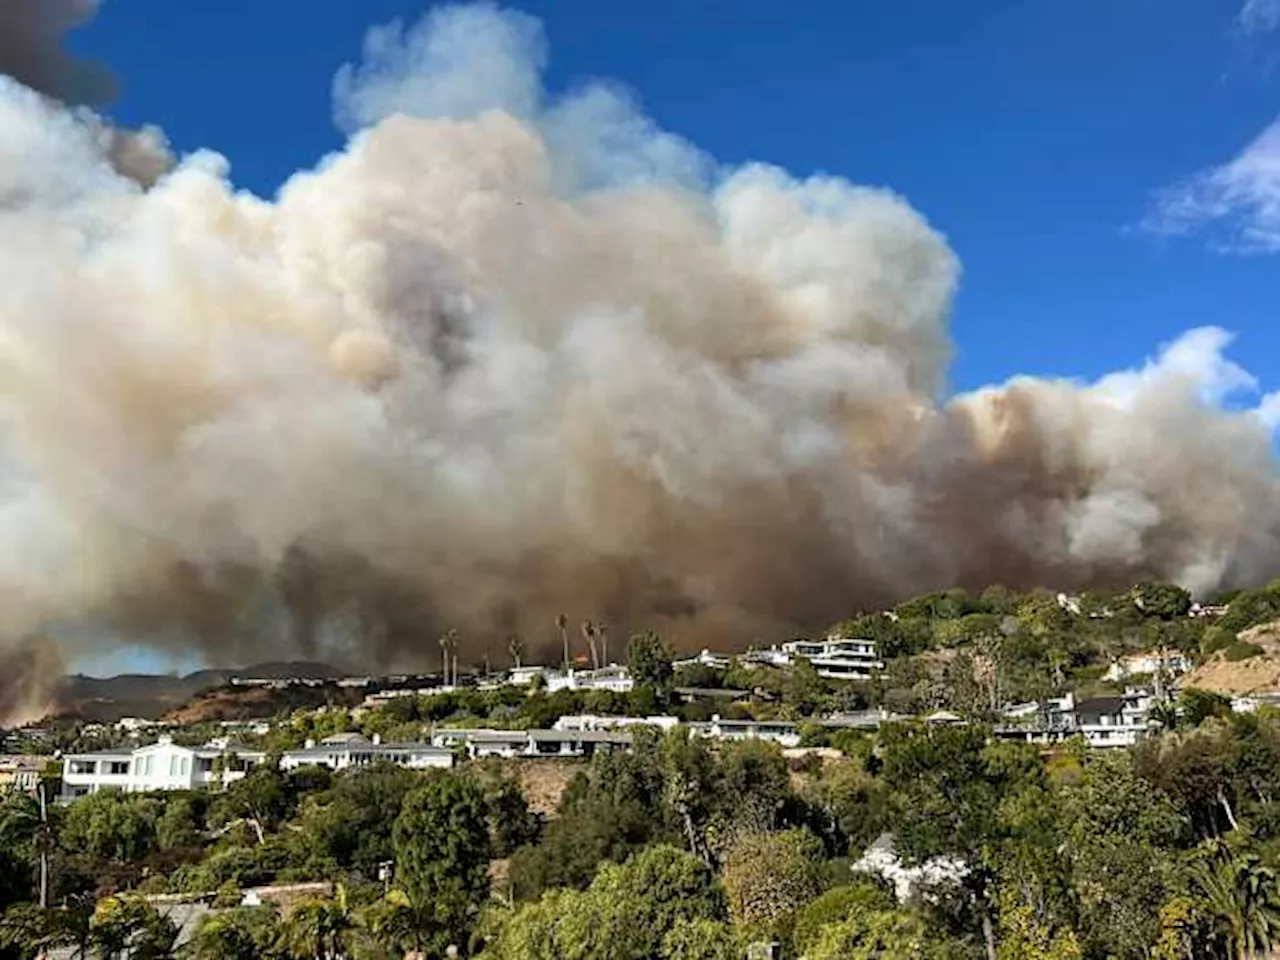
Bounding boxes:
[46,661,348,723]
[1184,620,1280,695]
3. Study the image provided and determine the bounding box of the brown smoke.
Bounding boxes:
[0,4,1279,723]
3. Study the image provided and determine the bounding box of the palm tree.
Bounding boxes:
[557,614,570,672]
[1191,850,1280,958]
[507,633,525,670]
[437,629,459,687]
[362,888,433,958]
[598,621,610,667]
[283,885,356,959]
[438,632,451,687]
[582,620,599,670]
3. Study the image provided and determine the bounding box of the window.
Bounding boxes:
[107,761,129,776]
[169,755,178,777]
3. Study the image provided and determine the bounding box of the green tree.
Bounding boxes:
[720,829,823,942]
[1058,753,1185,959]
[479,845,724,960]
[627,632,674,692]
[804,907,932,960]
[392,773,492,955]
[793,882,897,956]
[659,918,741,960]
[879,724,1015,959]
[59,792,160,862]
[179,906,284,960]
[1190,849,1280,960]
[89,895,177,960]
[1132,582,1193,620]
[281,886,356,960]
[156,795,205,852]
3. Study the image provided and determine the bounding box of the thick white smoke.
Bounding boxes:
[0,2,1278,712]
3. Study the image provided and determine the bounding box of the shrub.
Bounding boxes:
[1225,641,1263,662]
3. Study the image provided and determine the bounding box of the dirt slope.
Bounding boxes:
[1184,621,1280,695]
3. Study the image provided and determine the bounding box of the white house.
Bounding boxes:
[430,727,633,759]
[545,665,635,693]
[672,650,731,671]
[60,736,267,801]
[552,714,680,733]
[687,715,801,747]
[280,733,453,772]
[1072,689,1156,748]
[1104,650,1192,683]
[744,636,882,681]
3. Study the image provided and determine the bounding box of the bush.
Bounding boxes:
[1225,641,1263,662]
[793,882,897,955]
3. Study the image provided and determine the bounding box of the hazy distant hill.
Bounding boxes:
[47,661,348,723]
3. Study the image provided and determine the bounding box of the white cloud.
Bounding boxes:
[1240,0,1280,35]
[1095,326,1260,408]
[1144,116,1280,253]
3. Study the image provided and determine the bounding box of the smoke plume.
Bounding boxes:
[0,2,1279,717]
[0,0,115,104]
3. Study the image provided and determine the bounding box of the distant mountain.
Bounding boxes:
[47,660,350,723]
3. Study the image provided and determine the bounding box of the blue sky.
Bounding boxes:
[68,0,1280,397]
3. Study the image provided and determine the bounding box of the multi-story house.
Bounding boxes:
[745,636,883,680]
[60,736,266,801]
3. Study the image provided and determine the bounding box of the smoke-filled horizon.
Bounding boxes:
[2,2,1280,722]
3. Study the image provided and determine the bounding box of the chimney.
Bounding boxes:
[372,733,381,745]
[304,738,315,749]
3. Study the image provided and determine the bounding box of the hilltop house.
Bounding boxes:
[60,736,266,801]
[745,636,883,681]
[1104,649,1192,682]
[279,732,453,772]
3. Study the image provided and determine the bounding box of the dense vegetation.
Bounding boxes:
[6,578,1280,957]
[7,713,1280,958]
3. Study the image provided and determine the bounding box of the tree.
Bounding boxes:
[59,792,160,862]
[1190,849,1280,959]
[478,845,725,960]
[786,658,824,716]
[804,907,932,960]
[1132,582,1193,620]
[90,895,177,960]
[660,918,741,960]
[557,615,570,672]
[793,883,897,956]
[392,774,492,955]
[209,767,293,845]
[1058,752,1185,959]
[878,726,1041,960]
[720,829,823,942]
[627,632,673,692]
[508,634,525,670]
[156,795,205,852]
[582,621,599,670]
[282,886,356,960]
[180,906,283,960]
[994,897,1082,960]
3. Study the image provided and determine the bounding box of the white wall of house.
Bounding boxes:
[60,738,265,801]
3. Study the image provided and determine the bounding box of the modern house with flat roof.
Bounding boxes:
[744,636,883,681]
[60,736,266,801]
[279,733,453,772]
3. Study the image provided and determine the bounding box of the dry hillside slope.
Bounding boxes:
[1184,620,1280,695]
